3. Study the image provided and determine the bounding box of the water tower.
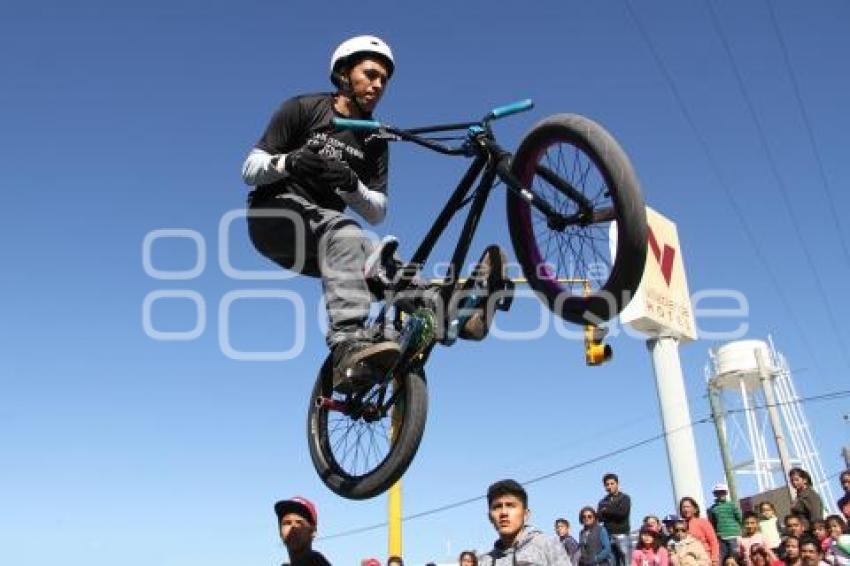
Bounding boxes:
[705,337,835,508]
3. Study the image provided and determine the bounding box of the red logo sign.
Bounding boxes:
[647,227,676,286]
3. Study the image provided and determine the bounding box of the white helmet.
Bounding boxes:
[329,35,395,88]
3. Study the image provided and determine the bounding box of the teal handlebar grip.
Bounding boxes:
[489,99,534,120]
[332,117,381,131]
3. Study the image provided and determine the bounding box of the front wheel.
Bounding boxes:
[507,113,648,324]
[306,356,428,500]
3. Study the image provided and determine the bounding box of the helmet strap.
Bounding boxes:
[336,70,369,118]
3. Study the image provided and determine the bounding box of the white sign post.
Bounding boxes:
[615,207,704,510]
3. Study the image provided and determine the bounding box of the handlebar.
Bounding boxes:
[486,99,534,120]
[332,117,381,131]
[331,98,534,156]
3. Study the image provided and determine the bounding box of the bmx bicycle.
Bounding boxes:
[307,99,648,499]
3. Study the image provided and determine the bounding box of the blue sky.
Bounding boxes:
[2,1,849,564]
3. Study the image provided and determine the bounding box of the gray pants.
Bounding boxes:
[247,192,374,348]
[610,533,632,566]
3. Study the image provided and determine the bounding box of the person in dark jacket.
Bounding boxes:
[557,518,581,564]
[274,496,332,566]
[579,506,614,566]
[789,468,824,532]
[598,473,632,566]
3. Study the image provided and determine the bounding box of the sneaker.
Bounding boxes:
[458,245,511,340]
[364,235,400,284]
[331,339,401,393]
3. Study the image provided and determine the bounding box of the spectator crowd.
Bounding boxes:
[274,468,850,566]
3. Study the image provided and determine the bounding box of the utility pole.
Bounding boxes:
[708,382,738,503]
[756,348,794,501]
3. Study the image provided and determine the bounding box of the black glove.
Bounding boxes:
[317,159,360,193]
[283,147,327,178]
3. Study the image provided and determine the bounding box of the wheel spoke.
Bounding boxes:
[319,383,400,479]
[524,138,617,293]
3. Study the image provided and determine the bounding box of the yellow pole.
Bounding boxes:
[388,479,402,556]
[388,385,403,557]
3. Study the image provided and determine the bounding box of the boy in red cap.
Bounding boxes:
[274,496,331,566]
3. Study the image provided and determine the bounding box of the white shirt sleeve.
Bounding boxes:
[243,146,388,225]
[337,181,387,225]
[241,147,285,186]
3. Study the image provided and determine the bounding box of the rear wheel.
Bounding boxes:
[507,113,647,324]
[306,356,428,500]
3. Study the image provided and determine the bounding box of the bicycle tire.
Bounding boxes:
[507,113,647,324]
[306,356,428,500]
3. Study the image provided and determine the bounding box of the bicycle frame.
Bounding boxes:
[332,100,596,406]
[374,120,586,332]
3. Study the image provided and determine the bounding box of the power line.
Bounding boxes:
[721,388,850,417]
[318,388,850,541]
[521,418,710,487]
[318,415,694,541]
[763,0,850,267]
[620,0,827,380]
[319,420,709,541]
[702,0,850,372]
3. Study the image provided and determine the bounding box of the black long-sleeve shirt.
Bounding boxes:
[597,491,631,535]
[243,92,390,224]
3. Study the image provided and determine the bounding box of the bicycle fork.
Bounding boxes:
[488,141,608,228]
